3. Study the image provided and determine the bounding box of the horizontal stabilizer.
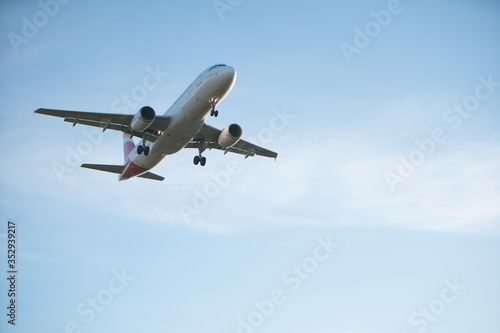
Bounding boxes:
[137,172,165,181]
[81,164,123,174]
[81,163,164,181]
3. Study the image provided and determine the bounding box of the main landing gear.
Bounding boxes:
[136,135,150,156]
[193,155,206,166]
[209,98,219,117]
[137,144,150,156]
[193,140,207,166]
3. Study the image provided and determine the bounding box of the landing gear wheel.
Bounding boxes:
[200,157,206,166]
[144,146,150,156]
[194,155,200,165]
[210,110,214,117]
[137,145,143,155]
[214,110,219,117]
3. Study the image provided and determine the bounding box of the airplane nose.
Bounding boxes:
[225,66,235,76]
[221,66,236,86]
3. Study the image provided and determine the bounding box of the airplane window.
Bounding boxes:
[209,64,227,71]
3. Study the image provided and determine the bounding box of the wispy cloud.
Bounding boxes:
[176,132,500,235]
[3,125,498,236]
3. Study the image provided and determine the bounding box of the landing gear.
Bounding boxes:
[209,98,219,117]
[137,145,150,156]
[193,155,206,166]
[193,140,207,166]
[136,138,150,156]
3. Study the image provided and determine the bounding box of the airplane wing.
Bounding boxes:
[185,124,278,159]
[34,108,171,143]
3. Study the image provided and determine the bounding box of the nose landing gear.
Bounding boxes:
[209,98,219,117]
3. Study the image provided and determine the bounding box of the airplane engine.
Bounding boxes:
[131,106,156,132]
[218,124,242,149]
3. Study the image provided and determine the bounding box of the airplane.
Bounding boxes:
[35,64,277,181]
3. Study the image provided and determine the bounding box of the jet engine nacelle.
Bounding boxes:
[218,124,242,149]
[131,106,156,132]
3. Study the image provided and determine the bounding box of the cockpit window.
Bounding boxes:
[208,64,227,71]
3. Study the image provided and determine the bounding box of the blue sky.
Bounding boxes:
[0,0,499,332]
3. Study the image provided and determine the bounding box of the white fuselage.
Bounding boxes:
[120,64,236,179]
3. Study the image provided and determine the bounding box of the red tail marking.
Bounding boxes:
[123,134,135,164]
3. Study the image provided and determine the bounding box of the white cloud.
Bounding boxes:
[183,132,500,235]
[3,127,498,236]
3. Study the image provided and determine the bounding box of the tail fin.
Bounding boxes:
[123,133,135,164]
